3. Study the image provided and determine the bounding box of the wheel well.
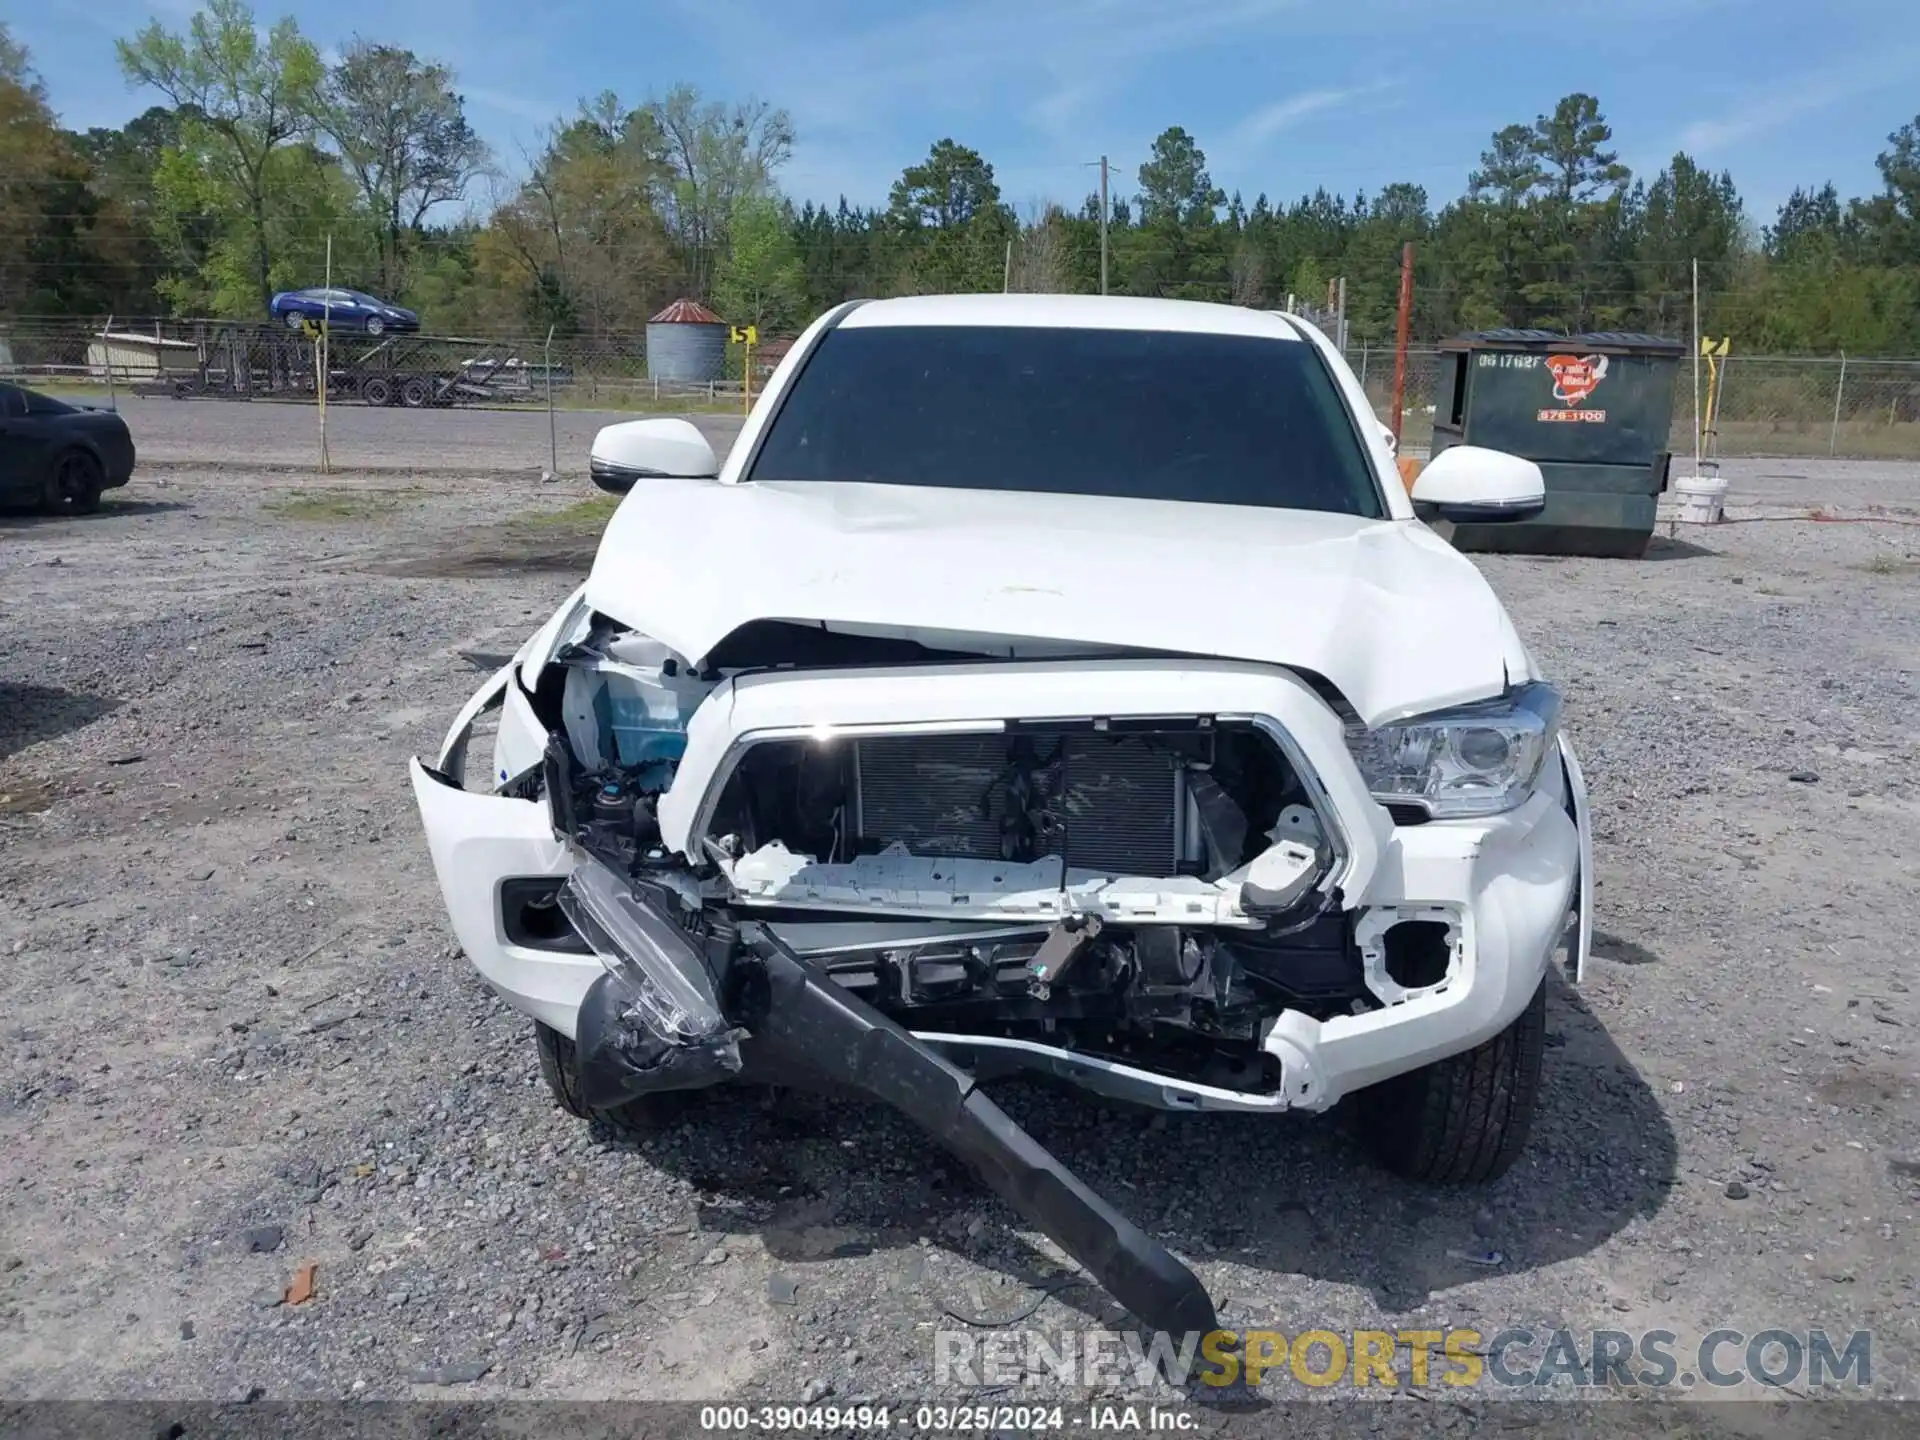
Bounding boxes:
[52,443,103,476]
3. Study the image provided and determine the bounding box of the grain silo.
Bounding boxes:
[646,299,727,382]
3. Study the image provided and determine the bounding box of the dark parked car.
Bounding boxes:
[268,287,421,336]
[0,383,136,514]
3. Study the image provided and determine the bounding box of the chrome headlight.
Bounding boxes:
[1347,682,1562,819]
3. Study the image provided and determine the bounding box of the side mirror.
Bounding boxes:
[1410,445,1546,524]
[589,418,719,494]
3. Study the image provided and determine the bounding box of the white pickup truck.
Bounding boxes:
[411,292,1592,1340]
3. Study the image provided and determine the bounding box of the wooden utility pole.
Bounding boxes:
[1099,156,1110,296]
[1389,242,1415,446]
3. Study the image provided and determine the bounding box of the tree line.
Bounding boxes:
[3,2,1918,354]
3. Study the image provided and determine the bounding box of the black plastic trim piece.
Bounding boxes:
[573,969,742,1108]
[542,733,578,840]
[737,922,1219,1341]
[1416,497,1548,525]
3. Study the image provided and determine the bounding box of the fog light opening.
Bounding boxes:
[1383,921,1453,991]
[500,877,591,953]
[1355,904,1464,1007]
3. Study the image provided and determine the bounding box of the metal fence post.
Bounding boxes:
[1829,353,1847,457]
[1359,344,1370,391]
[102,314,117,412]
[544,325,557,478]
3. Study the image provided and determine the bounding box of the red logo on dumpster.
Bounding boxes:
[1539,352,1609,422]
[1546,353,1608,405]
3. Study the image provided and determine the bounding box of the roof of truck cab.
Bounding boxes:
[837,293,1305,339]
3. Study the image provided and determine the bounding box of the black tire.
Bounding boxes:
[44,449,104,516]
[1357,980,1546,1184]
[366,316,385,337]
[284,310,305,330]
[534,1022,691,1137]
[399,375,433,408]
[361,375,395,406]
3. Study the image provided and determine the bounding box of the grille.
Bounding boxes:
[852,731,1181,877]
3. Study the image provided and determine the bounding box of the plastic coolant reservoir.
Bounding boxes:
[562,636,712,775]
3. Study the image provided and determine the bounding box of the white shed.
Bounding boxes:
[87,332,199,381]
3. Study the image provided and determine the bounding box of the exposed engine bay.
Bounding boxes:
[518,616,1434,1106]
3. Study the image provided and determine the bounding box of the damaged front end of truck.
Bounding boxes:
[522,609,1383,1339]
[412,584,1582,1340]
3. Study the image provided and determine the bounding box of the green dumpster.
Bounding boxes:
[1427,329,1681,559]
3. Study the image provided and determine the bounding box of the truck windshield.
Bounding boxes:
[746,323,1384,518]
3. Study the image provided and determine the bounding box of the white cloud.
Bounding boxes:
[1677,43,1920,155]
[1207,80,1399,173]
[1230,85,1378,149]
[1030,81,1100,143]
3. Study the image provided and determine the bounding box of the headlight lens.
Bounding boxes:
[1347,681,1561,818]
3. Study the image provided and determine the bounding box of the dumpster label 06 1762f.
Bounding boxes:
[1539,353,1609,422]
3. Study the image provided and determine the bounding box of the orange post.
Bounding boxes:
[1389,242,1414,449]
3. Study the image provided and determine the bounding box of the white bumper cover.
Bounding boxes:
[411,660,1584,1109]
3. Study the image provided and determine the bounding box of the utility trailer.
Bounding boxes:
[130,322,538,407]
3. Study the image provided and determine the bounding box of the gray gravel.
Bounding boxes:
[0,450,1916,1418]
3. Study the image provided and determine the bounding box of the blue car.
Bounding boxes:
[268,287,421,336]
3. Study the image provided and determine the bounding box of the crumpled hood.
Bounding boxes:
[583,479,1527,726]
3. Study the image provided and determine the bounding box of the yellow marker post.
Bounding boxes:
[1700,336,1731,438]
[730,324,758,414]
[1698,337,1732,480]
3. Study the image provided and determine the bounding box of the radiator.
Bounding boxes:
[851,730,1183,877]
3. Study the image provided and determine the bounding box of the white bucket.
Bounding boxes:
[1672,474,1729,524]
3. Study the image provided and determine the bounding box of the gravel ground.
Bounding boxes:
[0,439,1916,1429]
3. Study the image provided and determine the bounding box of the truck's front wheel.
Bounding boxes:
[1356,980,1546,1184]
[533,1022,692,1137]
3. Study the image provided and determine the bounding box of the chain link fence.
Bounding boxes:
[5,319,1919,459]
[0,319,751,412]
[1330,345,1920,460]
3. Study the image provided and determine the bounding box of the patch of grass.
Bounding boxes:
[551,390,742,416]
[263,488,412,520]
[1700,420,1920,461]
[375,497,612,578]
[1857,552,1920,576]
[462,393,738,418]
[514,494,622,530]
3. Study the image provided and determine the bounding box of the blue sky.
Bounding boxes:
[21,0,1920,224]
